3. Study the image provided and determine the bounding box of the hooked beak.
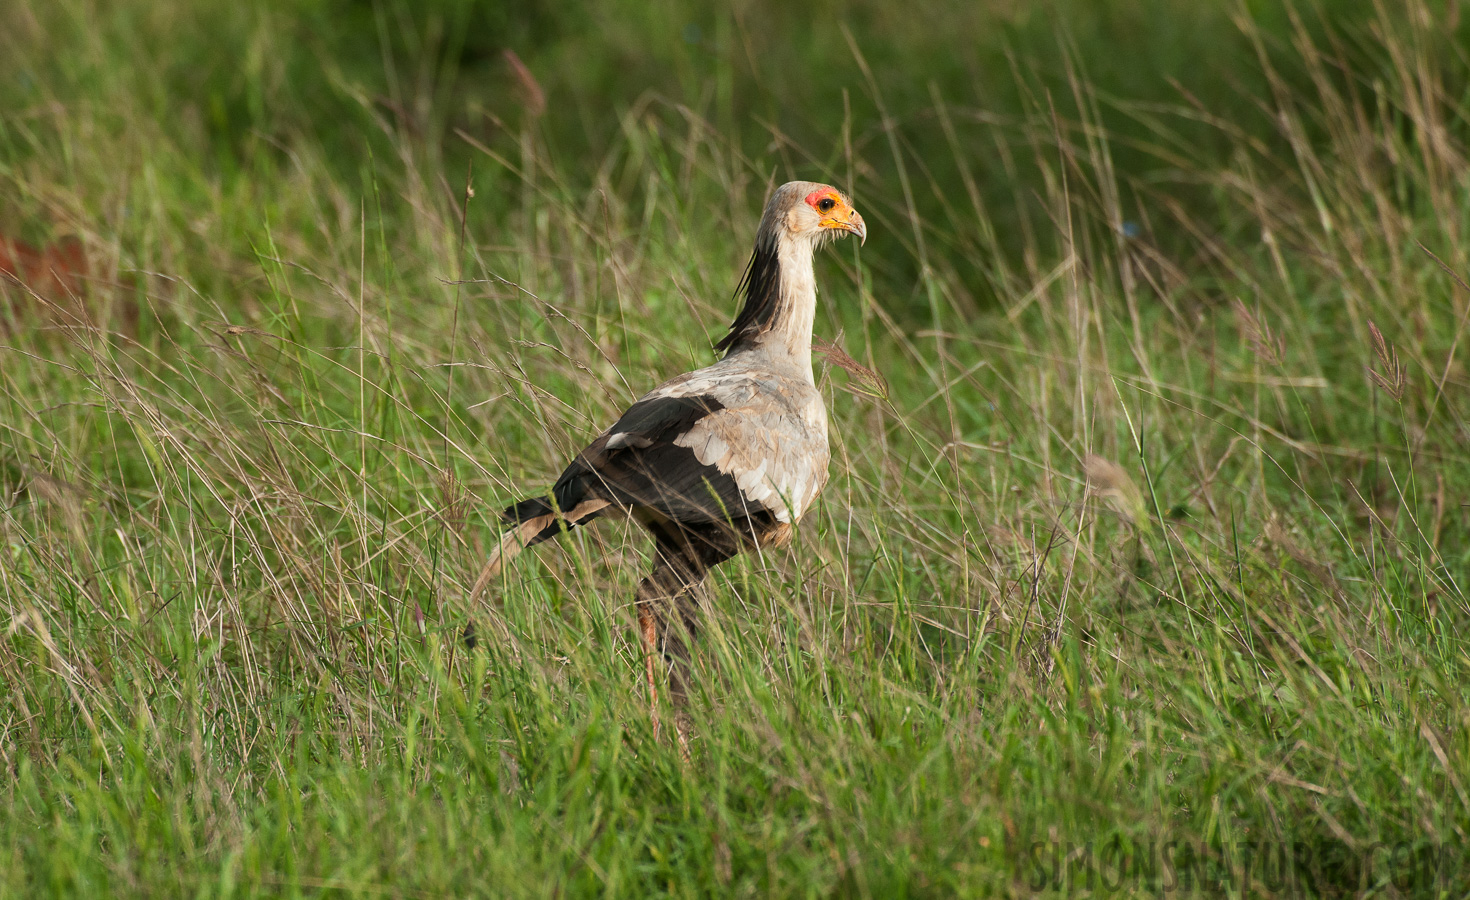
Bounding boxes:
[822,208,867,246]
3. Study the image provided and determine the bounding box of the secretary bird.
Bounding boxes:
[470,181,865,748]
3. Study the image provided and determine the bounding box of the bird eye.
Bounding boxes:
[817,197,836,213]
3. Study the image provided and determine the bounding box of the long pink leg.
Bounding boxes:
[638,604,661,741]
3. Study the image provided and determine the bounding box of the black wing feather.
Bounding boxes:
[550,393,755,525]
[501,391,761,544]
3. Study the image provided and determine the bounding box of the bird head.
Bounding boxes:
[769,181,866,247]
[717,180,866,354]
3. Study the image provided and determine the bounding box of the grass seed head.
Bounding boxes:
[814,336,889,400]
[1083,454,1150,534]
[1232,298,1285,367]
[1366,320,1407,401]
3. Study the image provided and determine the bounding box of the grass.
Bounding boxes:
[2,0,1469,895]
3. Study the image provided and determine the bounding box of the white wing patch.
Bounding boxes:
[605,432,652,451]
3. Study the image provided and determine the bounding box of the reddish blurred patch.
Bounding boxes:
[0,235,87,296]
[0,234,137,334]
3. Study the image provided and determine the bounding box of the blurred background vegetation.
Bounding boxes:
[8,0,1461,311]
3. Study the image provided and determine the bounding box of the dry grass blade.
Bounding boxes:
[503,50,546,120]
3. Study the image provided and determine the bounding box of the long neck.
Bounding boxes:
[716,231,817,376]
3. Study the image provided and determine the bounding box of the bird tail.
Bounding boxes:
[469,495,610,602]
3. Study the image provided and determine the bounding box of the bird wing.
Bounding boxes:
[547,370,828,526]
[548,391,755,525]
[672,391,829,523]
